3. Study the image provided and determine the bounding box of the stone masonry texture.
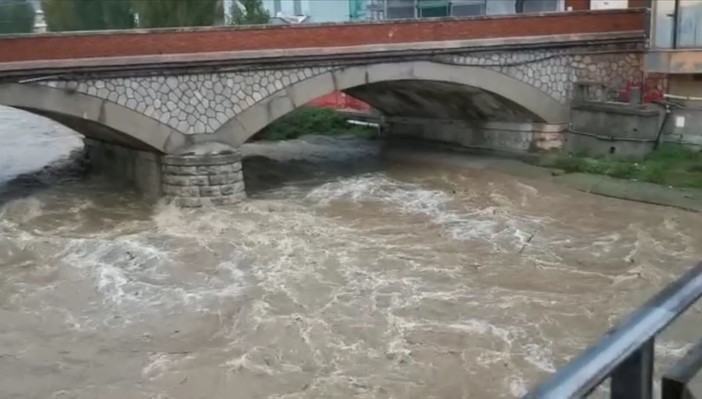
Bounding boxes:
[439,43,643,104]
[41,66,331,135]
[36,43,641,136]
[162,151,245,207]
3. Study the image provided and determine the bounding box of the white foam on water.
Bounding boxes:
[657,340,693,359]
[0,197,45,225]
[242,135,379,163]
[58,235,248,323]
[306,174,542,250]
[506,373,529,398]
[142,352,194,380]
[522,343,556,373]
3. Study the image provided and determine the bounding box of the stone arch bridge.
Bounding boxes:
[0,9,647,206]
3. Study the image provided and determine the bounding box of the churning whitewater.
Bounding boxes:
[1,106,701,399]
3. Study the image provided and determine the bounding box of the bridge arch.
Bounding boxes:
[0,83,188,153]
[214,61,568,146]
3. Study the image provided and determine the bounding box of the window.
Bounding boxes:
[520,0,560,13]
[452,0,487,16]
[677,0,702,48]
[418,0,450,17]
[293,0,302,15]
[386,0,416,19]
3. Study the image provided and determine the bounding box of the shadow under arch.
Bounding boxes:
[0,83,188,153]
[214,61,568,146]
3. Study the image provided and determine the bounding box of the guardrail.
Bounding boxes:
[524,261,702,399]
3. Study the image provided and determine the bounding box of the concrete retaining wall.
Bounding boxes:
[84,138,162,199]
[659,76,702,148]
[567,101,662,158]
[385,117,567,154]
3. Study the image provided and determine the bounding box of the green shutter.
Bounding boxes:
[417,0,449,17]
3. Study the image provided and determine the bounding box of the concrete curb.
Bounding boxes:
[384,142,702,213]
[553,173,702,213]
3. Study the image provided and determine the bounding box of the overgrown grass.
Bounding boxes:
[544,144,702,188]
[253,107,377,141]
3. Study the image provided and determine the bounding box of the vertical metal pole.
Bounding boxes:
[384,0,388,19]
[672,0,680,49]
[662,377,688,399]
[662,338,702,399]
[610,339,654,399]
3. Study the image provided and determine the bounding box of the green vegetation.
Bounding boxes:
[41,0,269,31]
[42,0,135,31]
[542,144,702,189]
[255,107,377,141]
[132,0,220,28]
[0,0,36,34]
[230,0,269,25]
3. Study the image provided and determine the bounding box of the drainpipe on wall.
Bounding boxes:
[672,0,680,49]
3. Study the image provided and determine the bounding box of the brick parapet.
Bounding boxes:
[0,9,646,64]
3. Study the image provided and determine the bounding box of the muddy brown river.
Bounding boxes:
[1,106,701,399]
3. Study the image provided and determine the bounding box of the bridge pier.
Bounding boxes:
[84,138,163,200]
[84,139,246,207]
[162,145,246,208]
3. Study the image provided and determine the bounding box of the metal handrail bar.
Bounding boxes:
[524,261,702,398]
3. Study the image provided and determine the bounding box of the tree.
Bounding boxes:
[41,0,135,32]
[0,0,36,34]
[230,0,269,25]
[133,0,220,28]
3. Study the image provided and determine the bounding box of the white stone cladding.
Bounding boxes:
[36,44,641,136]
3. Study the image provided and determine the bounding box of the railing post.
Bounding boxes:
[662,338,702,399]
[611,338,654,399]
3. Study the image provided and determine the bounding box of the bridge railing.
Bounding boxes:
[524,261,702,399]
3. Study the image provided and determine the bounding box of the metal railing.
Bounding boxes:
[524,261,702,399]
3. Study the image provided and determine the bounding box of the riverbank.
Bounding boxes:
[537,144,702,189]
[242,106,702,212]
[383,144,702,213]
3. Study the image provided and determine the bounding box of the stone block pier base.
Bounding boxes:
[84,139,246,207]
[162,149,245,207]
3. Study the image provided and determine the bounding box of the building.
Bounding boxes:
[366,0,563,19]
[261,0,365,23]
[645,0,702,147]
[249,1,643,24]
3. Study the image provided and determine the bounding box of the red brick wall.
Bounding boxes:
[565,0,650,10]
[0,10,646,64]
[565,0,589,10]
[642,72,667,102]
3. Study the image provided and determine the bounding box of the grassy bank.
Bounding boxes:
[253,107,377,141]
[538,144,702,189]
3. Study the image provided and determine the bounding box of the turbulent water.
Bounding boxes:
[1,105,701,399]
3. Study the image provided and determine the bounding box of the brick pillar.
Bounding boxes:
[162,149,245,207]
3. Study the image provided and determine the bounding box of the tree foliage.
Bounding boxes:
[41,0,135,31]
[133,0,220,28]
[0,0,36,34]
[230,0,269,25]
